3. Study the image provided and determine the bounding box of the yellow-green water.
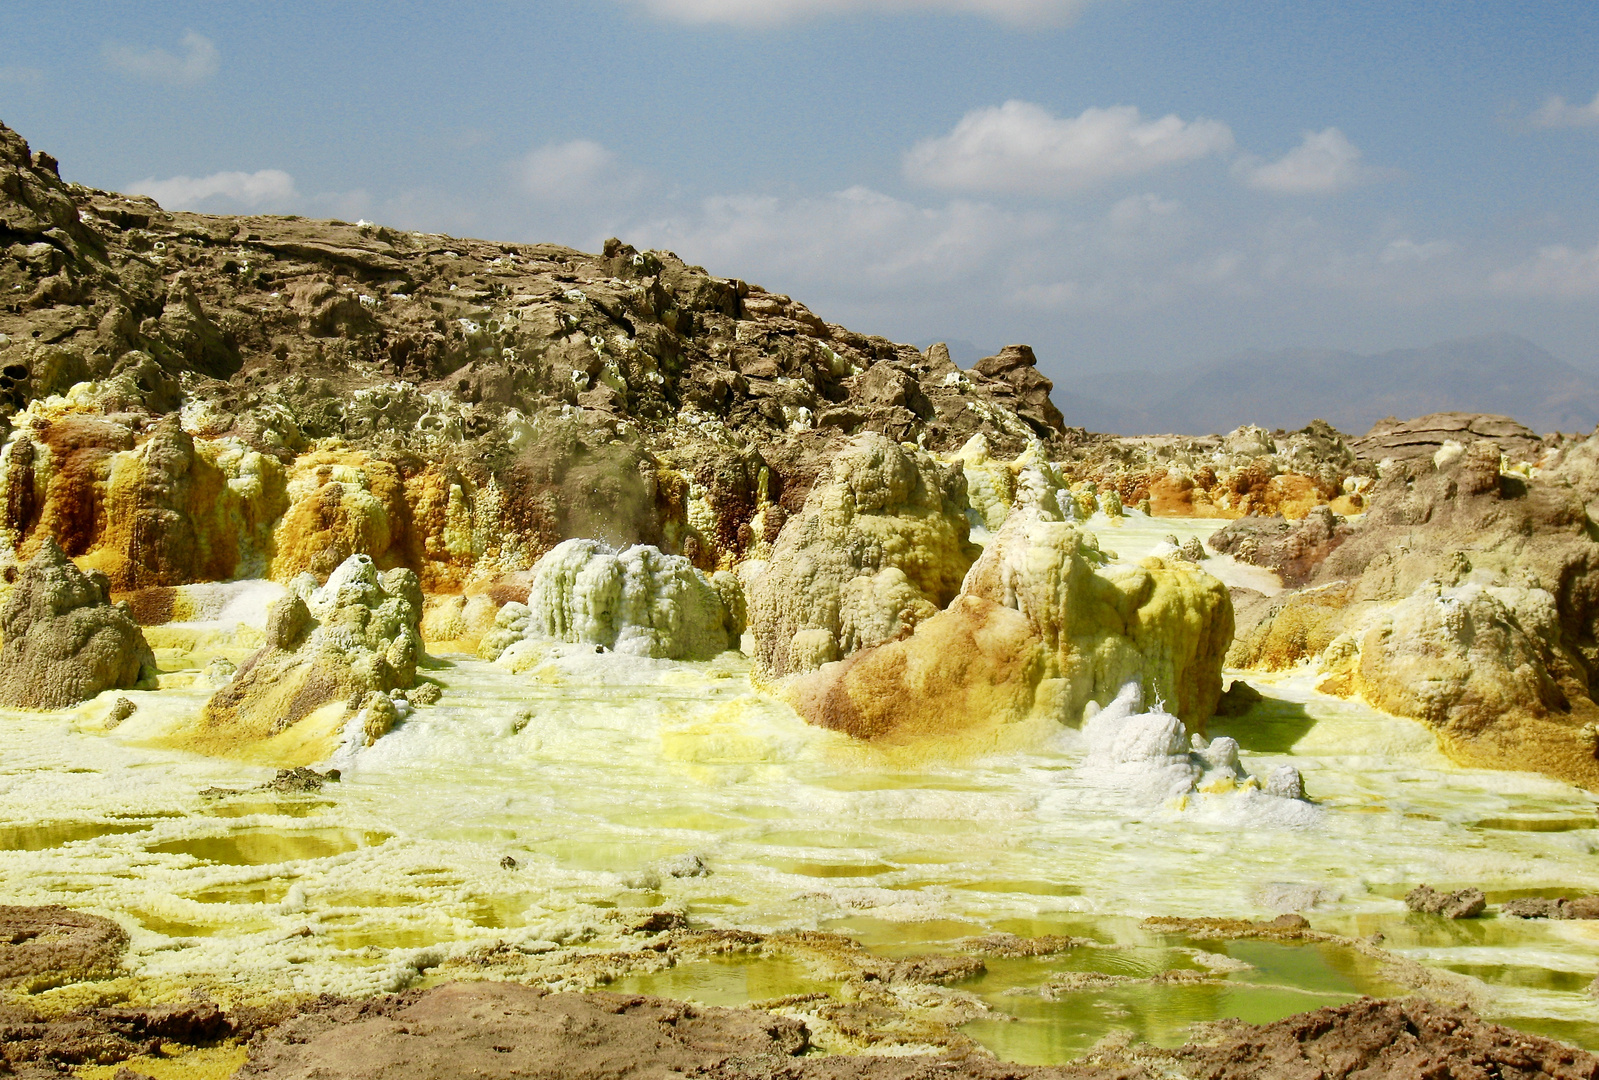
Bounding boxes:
[1,516,1596,1063]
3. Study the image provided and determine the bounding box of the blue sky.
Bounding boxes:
[2,1,1596,378]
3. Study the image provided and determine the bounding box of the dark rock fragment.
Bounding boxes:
[1405,884,1487,919]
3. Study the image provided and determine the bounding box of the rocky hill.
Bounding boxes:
[0,118,1087,594]
[1,116,1376,597]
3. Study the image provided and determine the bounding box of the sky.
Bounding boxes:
[2,1,1597,381]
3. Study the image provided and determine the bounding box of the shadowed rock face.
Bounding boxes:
[0,537,154,708]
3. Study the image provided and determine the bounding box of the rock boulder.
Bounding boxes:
[0,538,154,708]
[749,434,980,680]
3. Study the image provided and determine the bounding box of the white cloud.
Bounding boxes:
[624,0,1091,27]
[1529,91,1599,130]
[449,138,1597,367]
[1379,237,1452,264]
[103,30,219,87]
[1490,240,1599,298]
[129,169,298,211]
[1237,128,1381,195]
[1107,193,1181,231]
[513,139,644,207]
[634,186,1034,293]
[904,101,1234,195]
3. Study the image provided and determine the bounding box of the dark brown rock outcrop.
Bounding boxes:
[1163,998,1599,1080]
[1501,896,1599,920]
[0,118,1082,588]
[1405,885,1488,919]
[1351,412,1545,463]
[1209,505,1354,587]
[971,344,1067,437]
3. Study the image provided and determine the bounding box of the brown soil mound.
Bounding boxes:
[0,904,127,991]
[0,998,231,1072]
[0,978,1590,1079]
[225,982,1599,1080]
[1168,997,1599,1080]
[234,982,814,1079]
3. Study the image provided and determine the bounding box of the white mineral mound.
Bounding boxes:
[483,538,744,664]
[1079,681,1316,820]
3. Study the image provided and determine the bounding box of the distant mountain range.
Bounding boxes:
[1052,333,1599,437]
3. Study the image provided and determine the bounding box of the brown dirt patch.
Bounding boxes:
[0,905,127,992]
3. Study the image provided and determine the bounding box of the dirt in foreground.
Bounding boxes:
[5,981,1594,1080]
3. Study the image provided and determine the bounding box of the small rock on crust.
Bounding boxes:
[1502,895,1599,920]
[1405,884,1487,919]
[105,696,137,728]
[1264,764,1307,801]
[259,767,337,793]
[659,853,710,878]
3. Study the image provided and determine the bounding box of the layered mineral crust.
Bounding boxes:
[192,553,422,759]
[481,536,743,662]
[780,504,1233,741]
[748,434,980,681]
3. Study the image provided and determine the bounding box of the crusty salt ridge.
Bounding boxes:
[176,553,424,762]
[4,660,1599,1043]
